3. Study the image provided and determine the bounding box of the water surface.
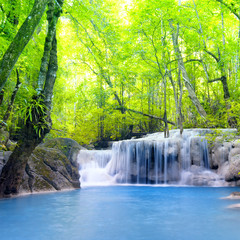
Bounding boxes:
[0,186,239,240]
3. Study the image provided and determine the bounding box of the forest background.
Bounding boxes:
[1,0,240,148]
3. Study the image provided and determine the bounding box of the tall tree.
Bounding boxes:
[0,0,63,198]
[0,0,49,91]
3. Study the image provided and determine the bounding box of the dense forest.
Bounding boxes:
[0,0,240,148]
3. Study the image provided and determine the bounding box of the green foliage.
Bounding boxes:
[19,96,48,137]
[1,0,240,146]
[204,129,238,148]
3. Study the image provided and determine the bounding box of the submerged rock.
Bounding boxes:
[20,138,82,194]
[223,192,240,200]
[227,204,240,209]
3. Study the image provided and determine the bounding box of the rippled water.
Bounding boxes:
[0,186,240,240]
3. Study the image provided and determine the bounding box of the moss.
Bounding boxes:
[0,129,9,145]
[33,176,54,191]
[6,140,17,151]
[31,146,72,182]
[41,138,81,158]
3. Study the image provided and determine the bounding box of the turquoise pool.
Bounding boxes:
[0,186,239,240]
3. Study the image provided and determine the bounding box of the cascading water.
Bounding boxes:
[78,150,113,185]
[78,129,226,187]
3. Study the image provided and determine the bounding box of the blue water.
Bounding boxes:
[0,186,240,240]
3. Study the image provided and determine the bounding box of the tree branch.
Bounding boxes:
[116,107,176,126]
[0,0,49,92]
[208,77,222,83]
[1,69,21,126]
[204,49,219,62]
[215,0,240,20]
[184,59,202,64]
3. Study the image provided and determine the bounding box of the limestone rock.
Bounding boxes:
[227,204,240,209]
[210,142,232,169]
[40,138,85,167]
[217,161,229,177]
[20,138,82,193]
[180,166,227,186]
[225,153,240,182]
[223,192,240,200]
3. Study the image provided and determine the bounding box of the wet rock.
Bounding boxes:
[223,192,240,200]
[167,139,179,159]
[217,161,229,177]
[40,138,85,168]
[20,138,82,194]
[225,141,240,183]
[225,154,240,182]
[210,142,232,169]
[180,165,228,186]
[231,192,240,196]
[190,137,207,166]
[227,204,240,209]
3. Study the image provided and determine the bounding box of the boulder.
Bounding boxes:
[39,138,85,167]
[180,165,228,186]
[210,141,232,169]
[223,192,240,200]
[225,141,240,182]
[19,138,82,194]
[190,137,204,166]
[217,161,229,177]
[225,155,240,182]
[227,204,240,209]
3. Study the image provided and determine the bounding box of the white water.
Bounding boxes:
[78,150,114,185]
[78,129,229,187]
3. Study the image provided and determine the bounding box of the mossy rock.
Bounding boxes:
[40,138,84,167]
[20,138,82,193]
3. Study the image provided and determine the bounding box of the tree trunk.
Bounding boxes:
[0,0,49,92]
[37,0,61,94]
[0,124,47,196]
[177,67,183,135]
[169,20,207,118]
[0,89,4,106]
[1,69,21,127]
[42,34,58,110]
[163,75,169,138]
[0,0,63,198]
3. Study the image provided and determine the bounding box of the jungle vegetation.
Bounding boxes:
[0,0,240,145]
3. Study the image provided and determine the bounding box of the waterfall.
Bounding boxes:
[77,129,222,187]
[78,150,113,185]
[202,138,210,169]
